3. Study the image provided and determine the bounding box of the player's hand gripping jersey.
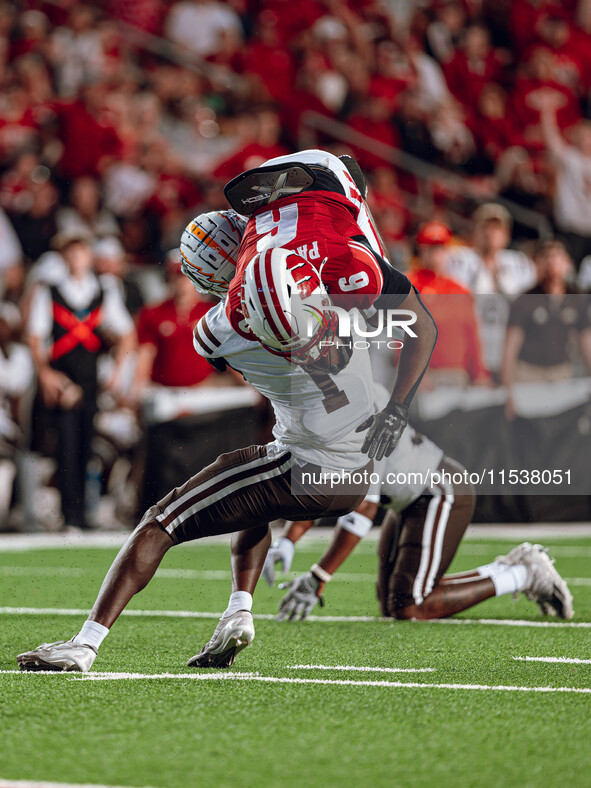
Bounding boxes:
[193,299,375,472]
[224,149,412,338]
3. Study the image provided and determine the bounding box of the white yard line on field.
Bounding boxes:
[514,656,591,665]
[1,669,590,694]
[1,565,589,587]
[2,606,591,628]
[1,524,591,553]
[287,664,435,673]
[0,781,156,788]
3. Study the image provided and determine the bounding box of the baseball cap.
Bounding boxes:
[93,236,125,260]
[472,203,512,228]
[51,228,93,251]
[416,221,452,246]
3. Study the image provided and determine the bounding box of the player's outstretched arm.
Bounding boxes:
[276,503,378,621]
[358,288,437,460]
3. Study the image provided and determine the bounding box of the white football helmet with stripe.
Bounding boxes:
[240,247,337,365]
[180,210,247,296]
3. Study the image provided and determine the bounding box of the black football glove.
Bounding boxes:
[355,403,408,461]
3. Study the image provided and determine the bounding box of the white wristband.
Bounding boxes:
[338,510,373,538]
[311,563,332,583]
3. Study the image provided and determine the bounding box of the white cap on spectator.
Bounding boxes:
[51,228,93,251]
[472,203,512,229]
[94,237,125,261]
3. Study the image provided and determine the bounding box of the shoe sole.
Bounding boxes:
[17,655,77,672]
[188,630,253,669]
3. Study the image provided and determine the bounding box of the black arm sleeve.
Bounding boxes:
[206,356,227,372]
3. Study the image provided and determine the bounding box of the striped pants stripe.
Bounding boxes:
[140,444,368,545]
[377,456,475,613]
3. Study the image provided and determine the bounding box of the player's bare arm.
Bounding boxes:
[357,287,438,461]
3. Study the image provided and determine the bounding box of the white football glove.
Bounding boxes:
[262,537,295,587]
[277,572,323,622]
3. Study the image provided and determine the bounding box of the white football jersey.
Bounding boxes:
[365,384,444,512]
[446,246,536,372]
[193,300,375,471]
[261,149,386,259]
[446,246,536,296]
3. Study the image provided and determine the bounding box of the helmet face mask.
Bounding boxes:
[180,210,247,296]
[240,247,338,366]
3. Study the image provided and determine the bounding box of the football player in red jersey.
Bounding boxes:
[17,151,439,672]
[181,150,443,666]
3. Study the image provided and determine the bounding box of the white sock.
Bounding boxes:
[72,620,109,650]
[477,562,528,596]
[223,591,253,618]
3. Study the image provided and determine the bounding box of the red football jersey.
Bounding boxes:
[225,190,387,338]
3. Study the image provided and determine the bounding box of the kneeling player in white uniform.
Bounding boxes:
[268,386,573,621]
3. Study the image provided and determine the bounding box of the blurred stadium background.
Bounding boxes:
[1,0,591,533]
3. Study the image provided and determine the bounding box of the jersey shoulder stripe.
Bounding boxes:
[201,316,221,349]
[193,316,216,356]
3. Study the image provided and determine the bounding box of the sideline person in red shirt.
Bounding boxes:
[134,251,216,392]
[408,221,490,387]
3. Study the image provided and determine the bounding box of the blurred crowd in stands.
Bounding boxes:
[1,0,591,531]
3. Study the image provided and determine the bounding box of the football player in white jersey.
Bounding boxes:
[18,172,438,671]
[267,395,573,624]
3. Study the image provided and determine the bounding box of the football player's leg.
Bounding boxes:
[183,448,368,664]
[469,543,573,618]
[17,519,174,671]
[385,457,483,619]
[18,445,283,672]
[186,527,270,668]
[231,526,272,596]
[376,510,401,616]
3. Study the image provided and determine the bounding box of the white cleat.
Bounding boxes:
[498,542,574,619]
[17,639,97,672]
[187,611,254,668]
[496,541,535,567]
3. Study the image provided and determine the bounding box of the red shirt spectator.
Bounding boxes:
[137,296,214,387]
[55,97,122,179]
[522,12,586,96]
[366,168,408,244]
[212,110,288,180]
[346,97,400,172]
[136,258,215,388]
[471,84,523,161]
[408,221,490,385]
[444,24,504,108]
[511,58,582,149]
[508,0,576,57]
[240,20,295,102]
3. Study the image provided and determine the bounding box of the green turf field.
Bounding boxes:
[1,533,590,788]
